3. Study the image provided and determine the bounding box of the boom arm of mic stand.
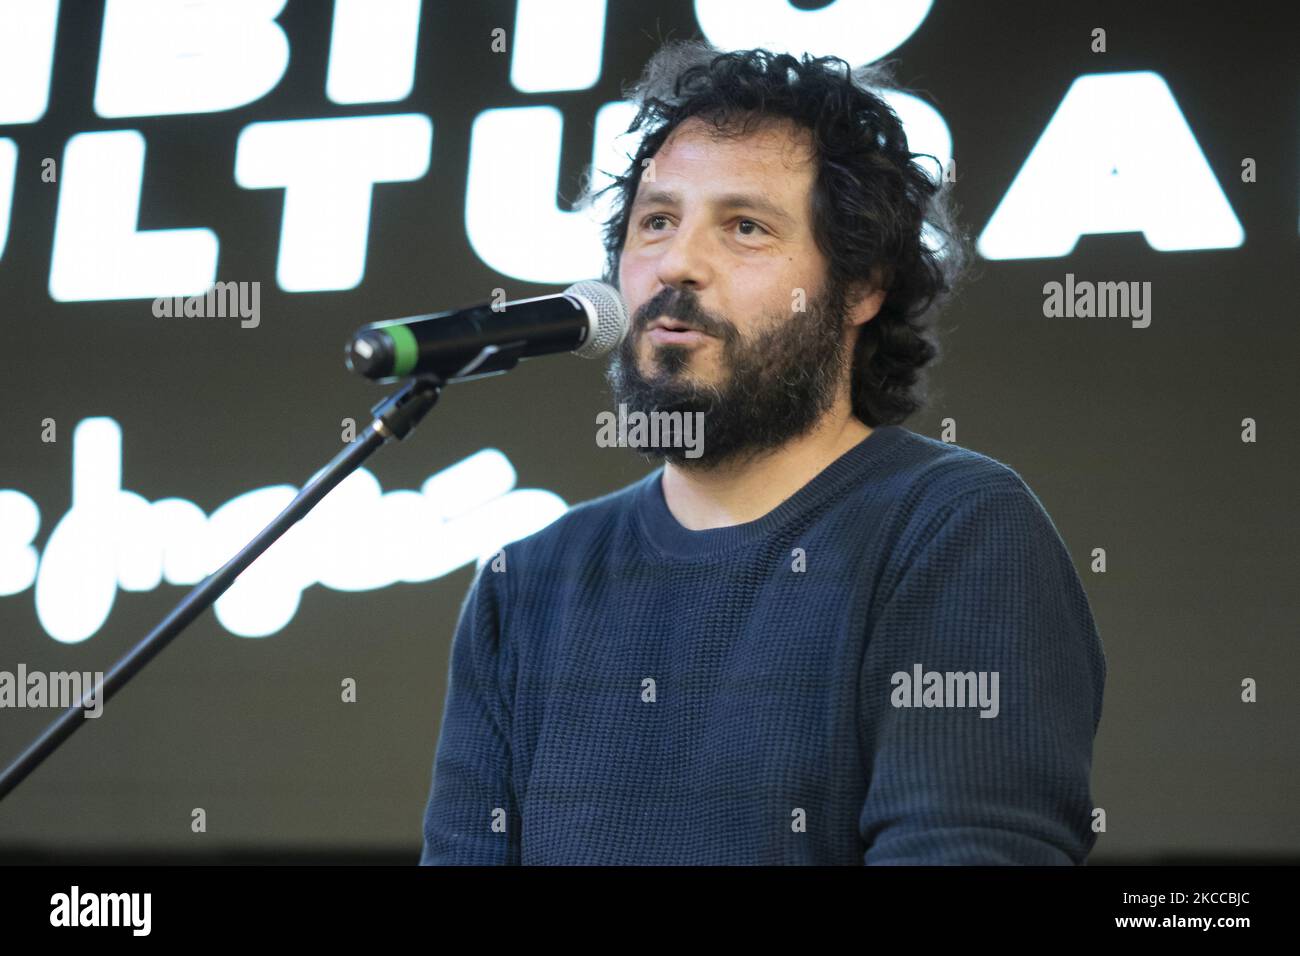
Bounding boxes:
[0,375,445,803]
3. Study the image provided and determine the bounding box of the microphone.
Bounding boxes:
[345,280,628,383]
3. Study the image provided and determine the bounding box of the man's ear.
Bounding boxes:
[846,265,889,328]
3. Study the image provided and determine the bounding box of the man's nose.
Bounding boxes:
[654,219,714,292]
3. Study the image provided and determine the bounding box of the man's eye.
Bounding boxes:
[638,215,766,236]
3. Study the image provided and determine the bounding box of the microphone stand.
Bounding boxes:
[0,374,444,802]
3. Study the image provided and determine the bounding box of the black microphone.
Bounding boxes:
[345,280,628,383]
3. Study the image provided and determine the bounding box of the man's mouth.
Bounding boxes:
[648,317,701,333]
[645,317,710,346]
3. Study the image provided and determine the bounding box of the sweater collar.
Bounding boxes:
[634,425,906,560]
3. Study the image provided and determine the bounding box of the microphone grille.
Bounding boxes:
[565,280,629,359]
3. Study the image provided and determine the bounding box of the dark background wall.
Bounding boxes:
[0,0,1295,863]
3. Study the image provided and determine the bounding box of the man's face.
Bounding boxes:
[608,115,857,469]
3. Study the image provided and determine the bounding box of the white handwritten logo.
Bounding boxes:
[0,418,567,642]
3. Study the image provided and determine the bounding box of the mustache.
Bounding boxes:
[632,289,731,338]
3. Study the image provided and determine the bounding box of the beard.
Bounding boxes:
[604,278,853,471]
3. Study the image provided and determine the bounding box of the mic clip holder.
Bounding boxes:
[369,373,444,441]
[441,338,529,385]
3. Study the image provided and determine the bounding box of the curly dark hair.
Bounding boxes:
[580,41,972,427]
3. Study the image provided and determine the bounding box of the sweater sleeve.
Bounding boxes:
[857,478,1106,865]
[419,563,520,865]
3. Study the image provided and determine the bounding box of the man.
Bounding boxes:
[419,42,1105,864]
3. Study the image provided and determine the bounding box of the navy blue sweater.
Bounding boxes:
[419,425,1106,864]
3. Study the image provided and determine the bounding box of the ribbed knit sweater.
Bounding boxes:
[419,424,1106,865]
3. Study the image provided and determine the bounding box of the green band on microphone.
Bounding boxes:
[387,325,419,377]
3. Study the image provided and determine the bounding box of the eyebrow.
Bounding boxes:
[630,188,797,229]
